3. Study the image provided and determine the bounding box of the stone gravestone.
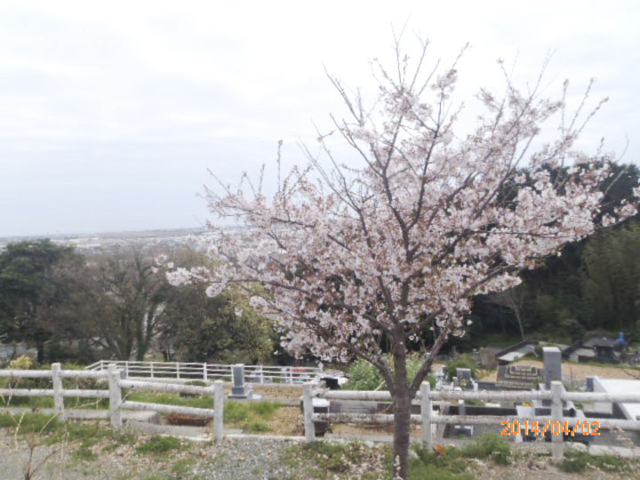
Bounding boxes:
[479,347,497,370]
[229,364,253,399]
[456,368,472,381]
[543,347,562,390]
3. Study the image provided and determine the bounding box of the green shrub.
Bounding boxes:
[345,355,436,391]
[443,354,478,382]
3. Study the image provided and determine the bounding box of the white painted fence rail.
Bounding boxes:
[304,380,640,460]
[86,360,322,385]
[0,363,225,442]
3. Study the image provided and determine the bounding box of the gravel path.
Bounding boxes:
[0,431,304,480]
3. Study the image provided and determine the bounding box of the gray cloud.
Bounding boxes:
[0,0,639,236]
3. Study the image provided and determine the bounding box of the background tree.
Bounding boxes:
[483,285,527,339]
[170,39,638,479]
[0,240,78,362]
[581,223,640,334]
[159,284,274,364]
[470,163,640,341]
[85,249,169,361]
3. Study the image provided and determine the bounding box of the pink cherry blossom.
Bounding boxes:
[169,40,638,480]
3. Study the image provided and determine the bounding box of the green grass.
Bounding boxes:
[0,411,139,461]
[224,401,282,423]
[0,412,60,433]
[558,449,631,474]
[126,391,213,409]
[137,436,186,455]
[223,400,281,433]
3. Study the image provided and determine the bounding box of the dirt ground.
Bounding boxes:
[479,359,640,382]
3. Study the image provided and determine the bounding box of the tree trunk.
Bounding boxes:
[392,338,411,480]
[36,340,45,364]
[514,308,525,340]
[393,387,412,480]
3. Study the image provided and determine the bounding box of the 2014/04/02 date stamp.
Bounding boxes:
[501,420,601,437]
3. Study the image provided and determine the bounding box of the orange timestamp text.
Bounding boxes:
[500,420,601,437]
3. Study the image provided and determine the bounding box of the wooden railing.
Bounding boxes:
[86,360,322,385]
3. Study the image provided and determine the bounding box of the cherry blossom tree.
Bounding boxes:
[170,39,638,479]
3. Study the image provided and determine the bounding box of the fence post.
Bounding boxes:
[551,381,563,461]
[303,382,316,442]
[150,362,154,378]
[124,362,129,378]
[203,363,208,381]
[51,363,65,421]
[108,364,122,431]
[420,382,432,450]
[213,380,224,442]
[176,362,181,379]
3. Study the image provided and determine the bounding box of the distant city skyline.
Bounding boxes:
[2,1,639,237]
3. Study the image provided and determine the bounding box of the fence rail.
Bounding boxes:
[86,360,322,385]
[0,363,225,442]
[304,381,640,461]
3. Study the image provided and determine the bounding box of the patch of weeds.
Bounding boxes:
[223,401,282,431]
[223,401,250,423]
[114,430,138,445]
[408,435,510,480]
[458,433,511,465]
[410,446,472,480]
[46,421,110,446]
[286,441,381,479]
[63,397,109,409]
[0,412,60,434]
[185,380,207,387]
[242,420,271,433]
[137,435,185,455]
[72,445,98,462]
[558,450,630,474]
[250,401,280,419]
[172,458,197,476]
[127,391,212,409]
[251,465,265,476]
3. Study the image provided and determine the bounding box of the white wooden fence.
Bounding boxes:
[86,360,322,385]
[303,381,640,460]
[0,363,225,442]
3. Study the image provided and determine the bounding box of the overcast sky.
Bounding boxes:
[1,0,639,237]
